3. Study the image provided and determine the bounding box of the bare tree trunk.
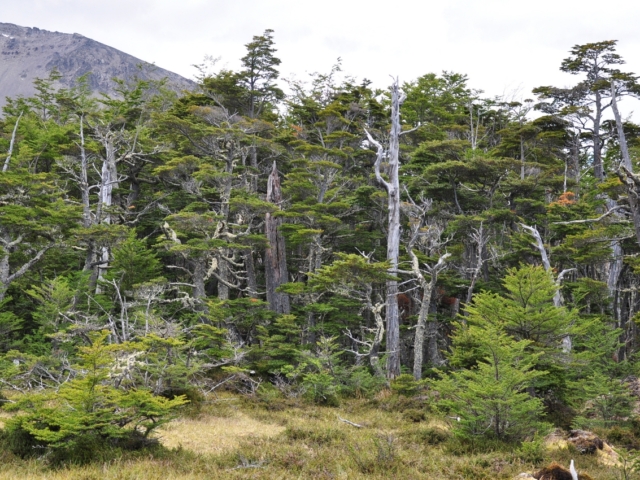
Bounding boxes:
[78,115,92,228]
[244,251,258,298]
[2,111,23,173]
[520,134,525,181]
[0,251,9,301]
[465,223,487,308]
[611,85,632,172]
[95,134,119,293]
[216,252,230,301]
[265,161,290,314]
[593,90,604,181]
[0,238,52,302]
[610,82,637,356]
[409,249,450,380]
[369,303,386,379]
[365,79,405,379]
[77,117,100,288]
[611,83,640,247]
[193,259,207,299]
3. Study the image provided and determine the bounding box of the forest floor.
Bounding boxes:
[0,391,631,479]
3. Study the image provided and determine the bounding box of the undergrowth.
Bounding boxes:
[0,391,635,479]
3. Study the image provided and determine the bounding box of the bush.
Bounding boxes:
[1,418,46,459]
[2,331,187,464]
[302,372,340,406]
[604,426,640,449]
[403,409,427,423]
[401,426,450,445]
[515,436,546,464]
[391,374,424,396]
[343,366,386,398]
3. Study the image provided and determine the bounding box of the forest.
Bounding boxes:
[1,30,640,478]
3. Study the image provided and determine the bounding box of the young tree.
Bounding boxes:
[433,318,547,440]
[309,253,394,378]
[433,267,555,440]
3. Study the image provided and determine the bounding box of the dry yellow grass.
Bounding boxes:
[0,394,631,479]
[0,411,12,430]
[157,411,285,455]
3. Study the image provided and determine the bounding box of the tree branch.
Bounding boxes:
[364,128,391,191]
[552,205,627,225]
[6,243,54,284]
[3,111,23,173]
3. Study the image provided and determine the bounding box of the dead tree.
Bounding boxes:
[612,82,640,247]
[2,111,23,173]
[407,236,450,379]
[365,78,407,379]
[464,222,489,308]
[265,161,290,314]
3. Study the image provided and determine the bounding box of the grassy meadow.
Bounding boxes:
[0,390,632,479]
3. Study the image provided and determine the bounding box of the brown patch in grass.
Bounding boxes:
[0,411,13,429]
[158,411,285,455]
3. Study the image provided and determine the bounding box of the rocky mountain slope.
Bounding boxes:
[0,22,195,109]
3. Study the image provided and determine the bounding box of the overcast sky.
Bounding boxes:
[4,0,640,110]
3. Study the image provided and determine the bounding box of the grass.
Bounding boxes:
[0,411,11,430]
[0,391,635,479]
[159,409,285,455]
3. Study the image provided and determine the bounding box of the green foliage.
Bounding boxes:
[3,331,187,462]
[255,314,302,373]
[433,321,548,440]
[433,267,554,441]
[515,436,547,464]
[390,374,426,396]
[572,372,634,429]
[0,297,22,352]
[4,38,640,471]
[106,229,163,293]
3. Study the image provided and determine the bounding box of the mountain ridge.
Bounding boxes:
[0,22,195,109]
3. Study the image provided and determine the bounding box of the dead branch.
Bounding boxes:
[364,128,391,192]
[552,206,627,225]
[3,111,23,173]
[338,416,363,428]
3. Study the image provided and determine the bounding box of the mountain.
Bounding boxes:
[0,22,195,108]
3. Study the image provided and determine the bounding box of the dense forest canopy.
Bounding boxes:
[3,31,640,464]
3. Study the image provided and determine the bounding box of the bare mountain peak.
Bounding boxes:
[0,22,195,108]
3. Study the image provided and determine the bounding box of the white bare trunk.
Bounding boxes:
[410,249,450,380]
[2,111,23,173]
[95,135,119,292]
[365,79,405,379]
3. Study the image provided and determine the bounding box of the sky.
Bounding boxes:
[4,0,640,112]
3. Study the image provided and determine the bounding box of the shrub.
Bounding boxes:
[604,426,640,449]
[401,426,450,445]
[403,409,427,423]
[515,436,546,464]
[302,372,340,406]
[391,374,424,396]
[2,331,187,464]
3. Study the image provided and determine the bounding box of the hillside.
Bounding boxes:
[0,22,194,108]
